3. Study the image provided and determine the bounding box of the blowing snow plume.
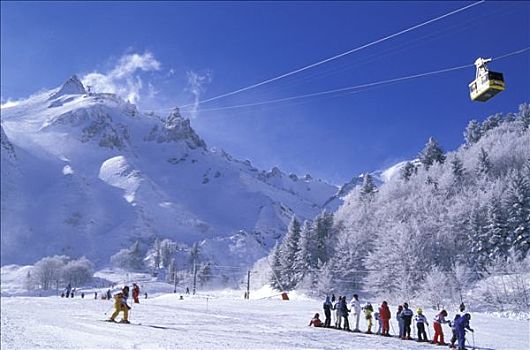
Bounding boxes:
[82,52,161,104]
[185,70,212,119]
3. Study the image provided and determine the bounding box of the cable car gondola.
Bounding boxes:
[469,57,505,102]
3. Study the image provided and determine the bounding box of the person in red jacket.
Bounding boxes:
[379,301,391,336]
[132,283,140,304]
[432,309,449,345]
[308,313,323,327]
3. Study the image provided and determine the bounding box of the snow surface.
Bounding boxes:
[2,288,528,350]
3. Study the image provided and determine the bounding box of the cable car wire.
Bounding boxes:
[179,46,529,113]
[180,0,486,108]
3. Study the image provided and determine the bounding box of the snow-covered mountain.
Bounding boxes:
[0,76,338,266]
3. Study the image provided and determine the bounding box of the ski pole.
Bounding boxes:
[104,305,113,315]
[472,331,476,350]
[426,324,431,340]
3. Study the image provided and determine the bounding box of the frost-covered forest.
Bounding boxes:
[270,104,530,311]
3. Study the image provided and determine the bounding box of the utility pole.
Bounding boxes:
[192,258,197,295]
[246,270,250,299]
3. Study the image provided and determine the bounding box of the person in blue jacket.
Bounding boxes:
[323,296,333,327]
[455,313,474,350]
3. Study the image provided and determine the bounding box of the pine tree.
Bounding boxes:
[360,174,376,199]
[517,103,530,131]
[477,147,492,177]
[400,161,416,181]
[467,205,489,270]
[505,169,530,257]
[419,137,446,170]
[270,242,284,290]
[451,155,465,182]
[485,197,509,260]
[313,211,334,266]
[279,216,302,289]
[481,114,502,134]
[294,220,314,282]
[464,120,482,145]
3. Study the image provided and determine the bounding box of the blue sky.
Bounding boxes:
[1,1,528,184]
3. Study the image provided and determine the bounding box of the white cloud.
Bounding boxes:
[186,70,212,119]
[82,52,161,104]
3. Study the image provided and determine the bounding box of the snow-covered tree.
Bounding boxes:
[32,255,69,290]
[278,216,302,290]
[62,257,94,287]
[477,147,492,177]
[419,137,445,169]
[485,197,509,260]
[360,174,376,199]
[464,119,482,145]
[400,161,417,181]
[110,241,145,271]
[505,169,530,257]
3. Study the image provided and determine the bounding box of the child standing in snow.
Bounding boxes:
[414,308,429,342]
[454,313,473,350]
[401,303,414,340]
[323,296,333,327]
[350,294,362,332]
[374,311,382,335]
[379,301,391,336]
[363,303,374,334]
[432,309,449,345]
[108,286,131,323]
[334,296,342,329]
[448,313,461,349]
[308,313,323,327]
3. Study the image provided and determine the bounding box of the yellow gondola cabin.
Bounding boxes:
[469,57,505,102]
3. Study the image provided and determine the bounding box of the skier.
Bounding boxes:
[454,313,473,350]
[106,289,112,300]
[340,296,351,331]
[323,296,333,327]
[65,283,72,298]
[448,313,461,349]
[362,302,374,334]
[374,311,382,335]
[401,303,414,340]
[331,293,336,303]
[81,292,85,299]
[132,283,140,304]
[145,292,148,299]
[459,302,465,313]
[108,286,131,323]
[350,294,362,332]
[432,309,449,345]
[186,287,190,295]
[414,308,429,342]
[94,292,98,299]
[397,305,405,339]
[308,313,323,327]
[379,301,391,336]
[334,295,342,329]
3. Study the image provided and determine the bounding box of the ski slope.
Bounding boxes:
[1,290,528,350]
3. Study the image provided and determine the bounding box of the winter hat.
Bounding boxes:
[403,302,409,308]
[353,294,359,300]
[417,308,423,314]
[464,313,471,320]
[440,310,448,316]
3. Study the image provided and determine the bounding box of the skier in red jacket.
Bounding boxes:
[132,283,140,304]
[379,301,391,336]
[308,313,323,327]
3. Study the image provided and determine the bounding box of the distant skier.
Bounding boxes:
[65,283,72,298]
[308,313,323,327]
[108,286,131,323]
[323,296,333,327]
[379,301,391,336]
[397,305,405,338]
[432,309,449,345]
[331,294,336,303]
[459,302,465,313]
[106,289,112,300]
[362,302,374,334]
[144,292,148,299]
[81,292,85,299]
[350,294,362,332]
[132,283,140,304]
[454,313,473,350]
[414,308,429,342]
[94,292,98,299]
[186,287,190,295]
[401,303,414,340]
[449,313,461,349]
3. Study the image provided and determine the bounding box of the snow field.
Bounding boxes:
[1,291,528,350]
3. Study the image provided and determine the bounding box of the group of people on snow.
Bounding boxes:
[310,294,474,350]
